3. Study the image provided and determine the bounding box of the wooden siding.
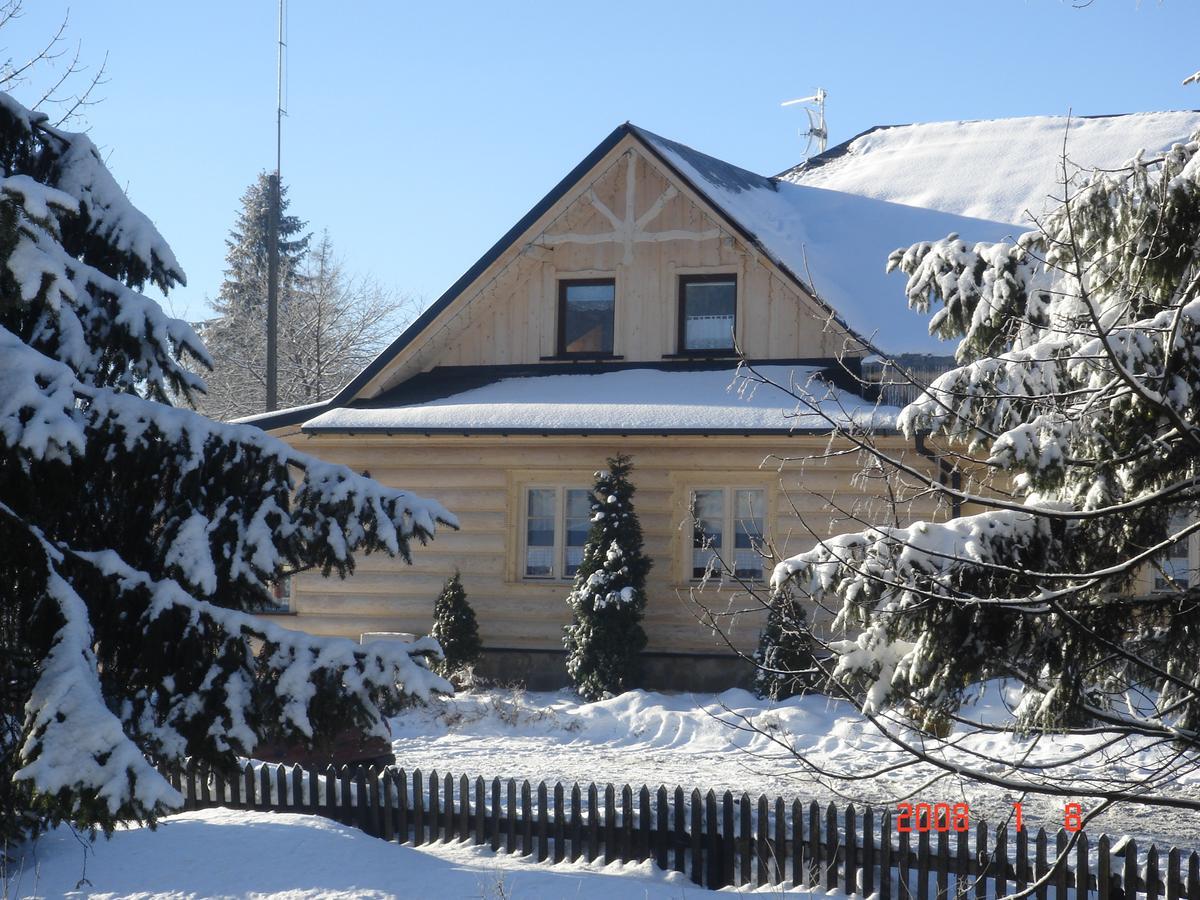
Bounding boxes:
[275,434,940,654]
[360,137,862,399]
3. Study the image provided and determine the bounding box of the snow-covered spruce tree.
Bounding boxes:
[757,131,1200,807]
[0,92,456,844]
[430,571,482,682]
[753,586,818,701]
[564,455,652,701]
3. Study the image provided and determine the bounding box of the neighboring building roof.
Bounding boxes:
[300,363,897,435]
[778,110,1200,224]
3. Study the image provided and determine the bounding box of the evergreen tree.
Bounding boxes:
[766,126,1200,797]
[564,455,651,701]
[753,587,817,701]
[430,571,482,681]
[0,91,455,846]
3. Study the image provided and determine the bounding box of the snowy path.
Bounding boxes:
[389,688,1200,852]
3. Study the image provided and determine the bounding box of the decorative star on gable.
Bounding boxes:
[537,152,721,264]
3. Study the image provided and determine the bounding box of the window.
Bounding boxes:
[679,274,737,353]
[1155,510,1199,591]
[558,279,615,355]
[690,487,766,581]
[525,486,593,579]
[262,574,292,613]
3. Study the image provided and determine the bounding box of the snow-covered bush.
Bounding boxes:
[0,91,455,844]
[563,455,651,701]
[430,571,482,685]
[769,130,1200,758]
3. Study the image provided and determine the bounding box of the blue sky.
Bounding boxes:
[10,1,1200,324]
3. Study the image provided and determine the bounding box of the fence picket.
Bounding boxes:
[1169,848,1182,900]
[826,802,840,891]
[537,782,549,862]
[381,770,394,843]
[758,795,771,887]
[357,768,369,835]
[397,769,408,844]
[706,791,721,889]
[588,784,600,863]
[880,810,892,900]
[554,783,565,864]
[1149,845,1161,900]
[475,777,485,846]
[490,778,501,853]
[936,828,949,900]
[725,792,738,887]
[899,817,911,900]
[956,826,969,900]
[428,770,439,843]
[1055,830,1068,900]
[199,762,212,806]
[775,797,787,887]
[443,773,455,842]
[459,775,469,841]
[367,768,381,838]
[293,766,305,814]
[655,785,669,871]
[690,788,703,886]
[604,784,616,866]
[620,784,633,862]
[1017,826,1029,895]
[1127,841,1140,900]
[1188,851,1200,900]
[810,801,822,889]
[1099,835,1111,900]
[846,804,858,896]
[413,770,425,846]
[571,783,583,863]
[739,793,751,886]
[918,827,931,900]
[862,807,875,898]
[995,826,1007,900]
[339,766,352,826]
[324,764,337,823]
[1077,833,1091,900]
[506,780,517,854]
[276,765,287,810]
[975,822,987,900]
[639,786,652,863]
[521,780,533,857]
[673,787,686,874]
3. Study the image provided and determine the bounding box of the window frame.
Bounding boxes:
[1154,512,1200,592]
[677,273,738,356]
[557,277,617,358]
[521,484,593,582]
[686,485,769,584]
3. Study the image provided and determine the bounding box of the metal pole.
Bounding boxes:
[265,0,285,412]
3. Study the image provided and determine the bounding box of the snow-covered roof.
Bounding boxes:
[779,111,1200,224]
[302,364,896,434]
[636,127,1017,356]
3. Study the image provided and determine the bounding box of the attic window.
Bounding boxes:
[679,274,736,353]
[558,279,615,355]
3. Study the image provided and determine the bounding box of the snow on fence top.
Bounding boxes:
[301,364,896,433]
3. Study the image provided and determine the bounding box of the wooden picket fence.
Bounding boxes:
[164,759,1200,897]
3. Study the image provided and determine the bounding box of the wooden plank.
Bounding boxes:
[690,788,703,886]
[443,773,455,843]
[212,766,226,806]
[740,793,752,886]
[458,775,469,842]
[811,801,823,891]
[937,828,949,900]
[792,799,805,889]
[366,768,381,838]
[413,770,425,846]
[957,826,969,900]
[588,784,600,863]
[706,790,721,889]
[199,762,212,806]
[880,810,892,900]
[1149,846,1161,900]
[1099,835,1111,900]
[1017,826,1029,895]
[826,802,840,891]
[521,780,533,857]
[726,792,739,887]
[757,795,771,887]
[475,777,486,846]
[621,784,633,863]
[537,782,549,862]
[428,770,440,843]
[570,783,583,863]
[507,780,518,854]
[846,804,858,896]
[293,766,305,815]
[382,770,395,843]
[227,763,240,808]
[1035,828,1048,900]
[339,767,352,826]
[1077,833,1091,900]
[357,769,369,835]
[918,827,930,900]
[995,826,1007,900]
[1187,851,1200,900]
[1126,840,1139,900]
[639,786,652,863]
[396,769,408,844]
[656,785,670,871]
[1056,830,1069,900]
[1169,848,1182,900]
[863,807,875,898]
[554,783,566,864]
[899,816,911,900]
[975,822,987,900]
[605,784,617,865]
[490,778,501,853]
[324,764,337,824]
[776,797,788,888]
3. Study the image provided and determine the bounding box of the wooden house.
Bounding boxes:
[246,112,1200,689]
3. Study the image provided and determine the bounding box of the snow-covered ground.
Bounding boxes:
[9,808,827,899]
[389,687,1200,851]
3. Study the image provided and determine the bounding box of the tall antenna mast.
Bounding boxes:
[781,87,828,160]
[265,0,286,412]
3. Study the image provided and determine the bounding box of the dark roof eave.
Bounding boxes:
[299,425,902,438]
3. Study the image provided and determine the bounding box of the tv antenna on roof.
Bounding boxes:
[781,87,827,159]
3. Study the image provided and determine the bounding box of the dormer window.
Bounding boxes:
[679,274,737,353]
[558,279,615,355]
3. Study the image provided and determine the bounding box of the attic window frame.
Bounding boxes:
[677,273,738,356]
[557,277,617,358]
